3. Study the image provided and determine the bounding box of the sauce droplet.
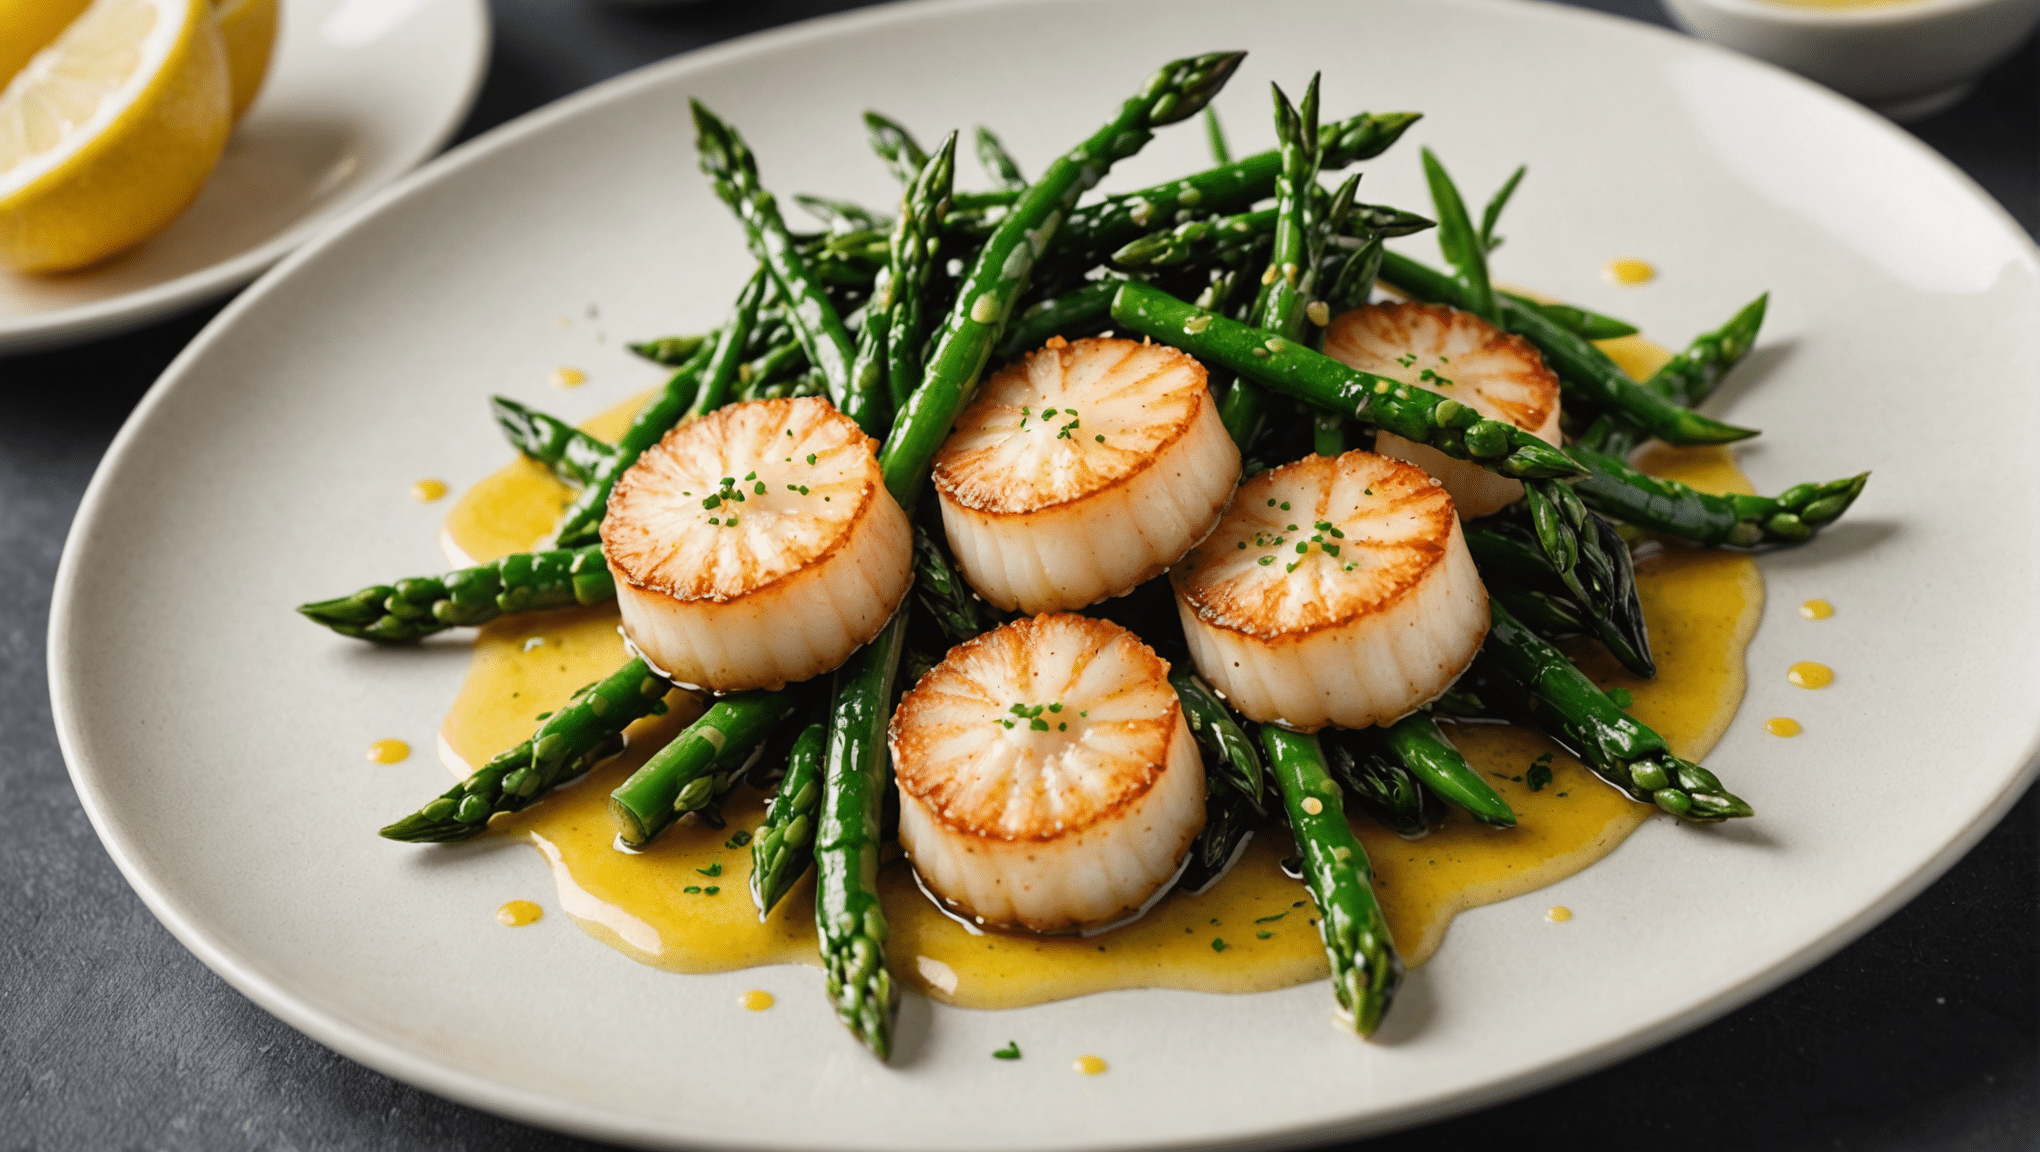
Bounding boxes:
[1603,258,1655,285]
[1787,661,1834,689]
[552,367,587,389]
[1546,906,1573,923]
[411,479,448,502]
[1073,1055,1108,1076]
[1765,717,1803,737]
[740,990,774,1011]
[365,738,409,764]
[496,900,543,926]
[1799,599,1834,620]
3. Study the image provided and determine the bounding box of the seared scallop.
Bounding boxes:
[1324,302,1562,518]
[602,396,912,691]
[889,613,1205,935]
[933,336,1240,615]
[1171,450,1488,731]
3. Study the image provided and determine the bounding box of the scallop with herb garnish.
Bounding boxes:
[933,336,1240,615]
[1171,450,1488,731]
[1324,302,1562,518]
[889,613,1205,935]
[601,396,912,691]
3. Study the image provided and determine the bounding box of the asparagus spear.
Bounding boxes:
[1218,75,1324,450]
[608,690,798,848]
[998,279,1120,358]
[1173,669,1267,893]
[628,334,708,366]
[911,521,995,646]
[1482,598,1752,821]
[1048,110,1420,266]
[1476,163,1526,254]
[299,545,614,642]
[695,103,861,412]
[1320,726,1437,839]
[1648,292,1768,408]
[490,397,619,488]
[1259,726,1402,1036]
[816,612,907,1059]
[1572,444,1868,547]
[552,269,766,548]
[863,111,927,185]
[973,125,1027,190]
[795,193,887,233]
[380,658,672,841]
[1203,105,1229,164]
[1521,478,1655,677]
[1376,250,1758,448]
[1381,710,1514,827]
[1421,149,1499,323]
[1170,669,1265,806]
[1107,280,1584,480]
[750,715,827,916]
[1499,294,1636,341]
[880,131,957,414]
[1111,202,1432,270]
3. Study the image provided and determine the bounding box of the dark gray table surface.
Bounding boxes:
[4,1,2034,1148]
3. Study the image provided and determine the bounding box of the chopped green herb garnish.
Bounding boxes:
[993,1042,1021,1060]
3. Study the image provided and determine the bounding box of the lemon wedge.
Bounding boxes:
[212,0,274,121]
[0,0,93,91]
[0,0,231,274]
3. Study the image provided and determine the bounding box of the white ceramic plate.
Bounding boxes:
[0,0,488,353]
[49,0,2040,1147]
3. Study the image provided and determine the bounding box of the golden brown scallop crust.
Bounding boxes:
[1324,302,1562,441]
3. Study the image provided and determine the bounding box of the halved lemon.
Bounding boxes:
[213,0,275,121]
[0,0,93,91]
[0,0,231,274]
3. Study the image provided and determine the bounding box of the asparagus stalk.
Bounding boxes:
[380,658,672,841]
[1476,163,1526,254]
[490,397,619,488]
[795,193,887,233]
[911,521,996,646]
[1107,280,1584,479]
[1381,710,1515,827]
[1421,148,1498,323]
[1521,478,1655,677]
[298,544,614,642]
[1111,202,1432,271]
[1499,294,1636,340]
[1218,75,1323,450]
[816,612,907,1059]
[863,111,928,185]
[552,269,766,548]
[998,279,1120,357]
[608,690,798,848]
[1483,598,1752,821]
[973,125,1027,190]
[1259,726,1402,1036]
[1376,249,1758,448]
[1647,292,1768,408]
[695,103,860,412]
[1572,444,1868,547]
[628,334,708,366]
[1173,669,1267,893]
[1203,105,1229,164]
[880,131,957,414]
[1320,726,1437,839]
[750,715,827,916]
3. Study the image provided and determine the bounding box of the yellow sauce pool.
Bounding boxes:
[433,341,1763,1009]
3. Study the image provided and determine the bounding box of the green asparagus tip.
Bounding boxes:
[377,814,479,843]
[1665,407,1762,445]
[1144,51,1248,126]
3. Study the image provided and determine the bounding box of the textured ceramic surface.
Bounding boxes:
[48,0,2040,1147]
[0,0,489,352]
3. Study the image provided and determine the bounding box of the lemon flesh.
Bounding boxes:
[212,0,274,121]
[0,0,231,274]
[0,0,94,90]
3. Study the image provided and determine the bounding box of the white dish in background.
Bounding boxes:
[1665,0,2040,121]
[47,0,2040,1147]
[0,0,489,354]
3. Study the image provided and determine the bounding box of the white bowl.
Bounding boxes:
[1664,0,2040,119]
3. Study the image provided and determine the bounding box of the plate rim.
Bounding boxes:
[0,0,493,355]
[46,0,2040,1146]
